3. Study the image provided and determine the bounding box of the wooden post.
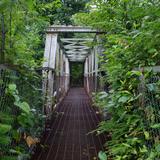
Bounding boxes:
[85,57,90,93]
[94,45,99,91]
[91,51,94,76]
[43,33,58,115]
[65,57,70,92]
[43,33,58,69]
[91,50,95,92]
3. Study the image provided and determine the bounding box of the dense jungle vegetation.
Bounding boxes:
[73,0,160,159]
[0,0,160,160]
[0,0,89,159]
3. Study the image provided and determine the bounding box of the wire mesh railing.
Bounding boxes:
[84,72,110,96]
[42,68,70,116]
[90,68,160,158]
[0,67,44,159]
[140,71,160,158]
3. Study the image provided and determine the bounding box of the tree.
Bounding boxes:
[36,0,90,25]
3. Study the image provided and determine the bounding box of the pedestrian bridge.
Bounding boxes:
[42,25,105,114]
[33,88,106,160]
[33,25,107,160]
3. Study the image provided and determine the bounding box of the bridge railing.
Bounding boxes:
[136,66,160,152]
[42,31,70,115]
[0,66,44,159]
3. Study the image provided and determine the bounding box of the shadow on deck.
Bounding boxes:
[32,88,106,160]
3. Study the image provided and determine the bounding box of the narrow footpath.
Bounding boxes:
[33,88,106,160]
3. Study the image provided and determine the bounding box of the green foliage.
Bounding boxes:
[0,0,90,159]
[0,0,49,66]
[36,0,90,25]
[0,124,11,135]
[0,1,49,158]
[98,151,107,160]
[75,0,160,159]
[0,123,12,146]
[71,62,84,86]
[0,156,17,160]
[0,77,44,159]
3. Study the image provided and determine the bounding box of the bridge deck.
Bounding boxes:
[34,88,106,160]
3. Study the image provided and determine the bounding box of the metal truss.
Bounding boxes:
[60,38,93,62]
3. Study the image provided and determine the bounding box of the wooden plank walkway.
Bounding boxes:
[33,88,106,160]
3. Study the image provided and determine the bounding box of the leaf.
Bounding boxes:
[99,92,108,99]
[144,131,150,140]
[146,151,156,160]
[17,113,34,128]
[146,83,156,92]
[118,96,129,103]
[12,130,21,142]
[25,136,40,147]
[151,123,160,129]
[0,136,11,145]
[0,123,12,134]
[148,48,157,53]
[26,0,34,10]
[14,101,31,114]
[127,70,142,77]
[14,94,20,102]
[139,145,148,153]
[122,143,132,148]
[8,84,17,92]
[9,149,21,154]
[0,112,14,124]
[6,83,19,96]
[98,151,107,160]
[155,144,160,152]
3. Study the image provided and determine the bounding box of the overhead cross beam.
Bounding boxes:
[64,45,90,50]
[44,25,106,62]
[46,25,105,33]
[61,38,93,42]
[60,37,93,62]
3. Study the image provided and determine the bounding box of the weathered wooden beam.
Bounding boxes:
[65,51,88,54]
[69,57,85,59]
[70,60,84,62]
[67,54,86,57]
[46,25,105,33]
[64,45,90,50]
[61,38,93,42]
